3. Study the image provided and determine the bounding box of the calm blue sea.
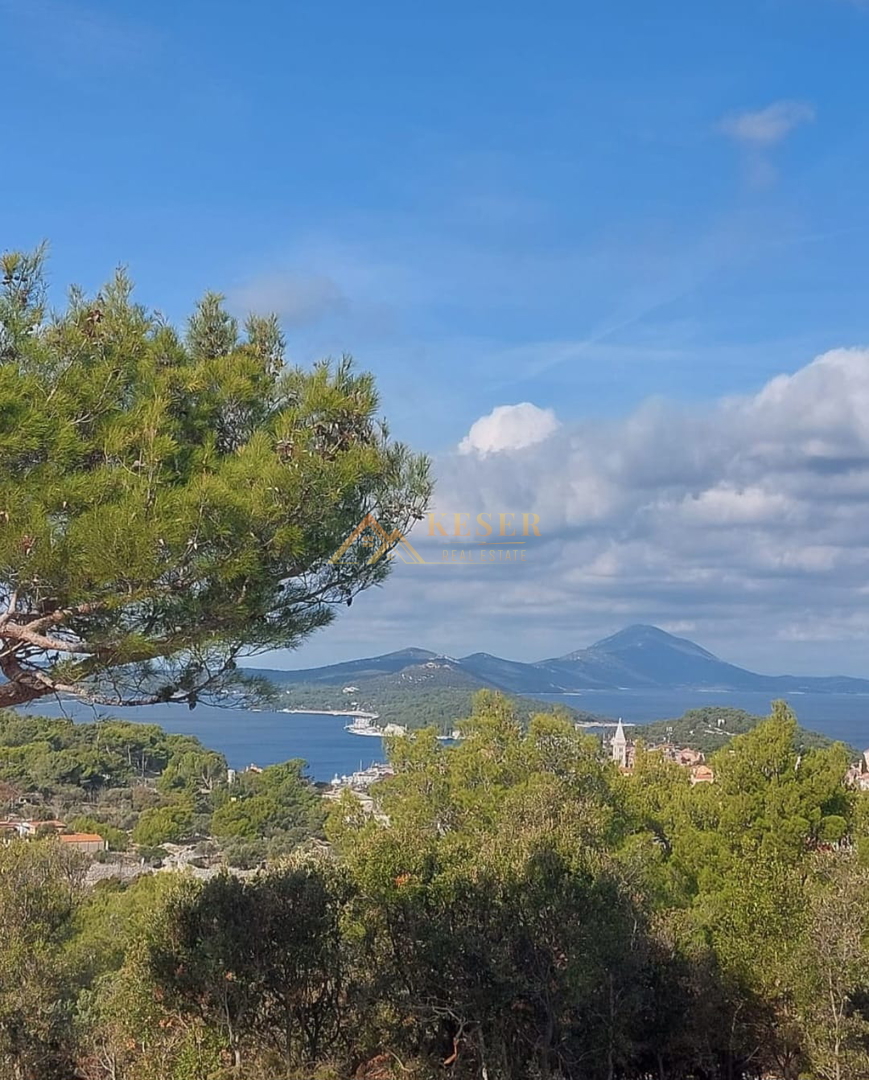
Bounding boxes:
[18,702,385,783]
[18,689,869,781]
[537,690,869,749]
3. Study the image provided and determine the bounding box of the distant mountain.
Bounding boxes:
[539,624,784,691]
[551,625,725,685]
[539,624,869,693]
[452,653,572,694]
[255,625,869,696]
[260,648,440,685]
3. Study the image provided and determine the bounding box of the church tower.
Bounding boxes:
[611,719,628,768]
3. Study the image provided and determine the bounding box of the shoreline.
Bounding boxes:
[280,707,381,720]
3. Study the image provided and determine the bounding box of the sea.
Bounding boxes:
[17,689,869,782]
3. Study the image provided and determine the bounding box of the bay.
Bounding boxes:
[18,701,388,783]
[18,689,869,782]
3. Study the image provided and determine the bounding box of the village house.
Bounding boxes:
[0,818,107,853]
[58,832,108,855]
[844,749,869,790]
[0,818,65,839]
[690,764,715,785]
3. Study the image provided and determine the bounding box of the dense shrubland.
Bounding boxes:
[1,694,868,1079]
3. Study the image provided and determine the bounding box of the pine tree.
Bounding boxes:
[0,248,431,709]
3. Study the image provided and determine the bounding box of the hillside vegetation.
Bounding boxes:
[635,705,856,755]
[277,661,602,731]
[2,695,869,1080]
[0,712,324,866]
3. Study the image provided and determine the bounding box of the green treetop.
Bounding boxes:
[0,247,431,709]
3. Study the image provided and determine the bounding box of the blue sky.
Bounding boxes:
[4,0,869,672]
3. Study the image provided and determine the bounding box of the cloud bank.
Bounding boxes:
[366,347,869,670]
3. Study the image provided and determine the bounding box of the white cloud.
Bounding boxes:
[348,347,869,671]
[720,100,815,146]
[458,402,560,456]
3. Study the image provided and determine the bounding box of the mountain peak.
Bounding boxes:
[380,647,438,661]
[590,624,717,660]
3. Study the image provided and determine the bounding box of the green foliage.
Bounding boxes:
[1,694,867,1080]
[67,872,181,985]
[708,701,851,861]
[793,853,869,1079]
[0,711,193,795]
[132,802,194,846]
[77,875,225,1080]
[148,865,350,1070]
[211,759,324,843]
[0,711,234,845]
[0,709,326,868]
[0,839,84,1079]
[156,747,227,795]
[0,247,431,710]
[636,703,854,755]
[276,672,601,733]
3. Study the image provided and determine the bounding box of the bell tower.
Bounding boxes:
[611,719,628,768]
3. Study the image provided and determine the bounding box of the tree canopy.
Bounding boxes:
[1,697,868,1078]
[0,247,431,709]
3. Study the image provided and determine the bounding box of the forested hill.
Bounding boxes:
[272,659,603,731]
[0,712,326,867]
[265,657,859,749]
[634,705,857,755]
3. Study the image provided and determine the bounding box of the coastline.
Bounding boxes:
[280,707,381,720]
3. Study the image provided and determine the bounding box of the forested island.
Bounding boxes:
[634,703,855,755]
[275,671,602,731]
